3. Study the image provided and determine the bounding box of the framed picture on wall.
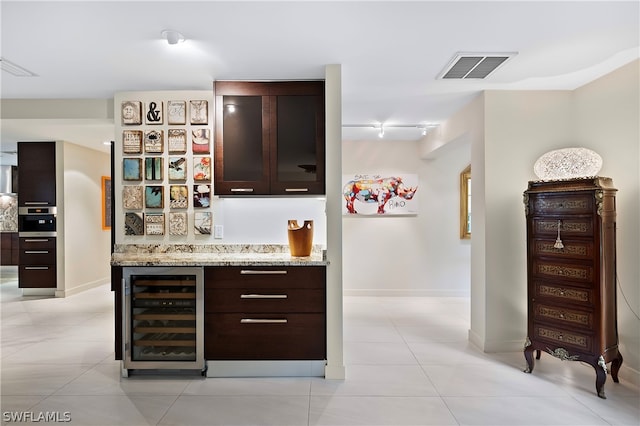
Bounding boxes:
[145,185,164,209]
[342,173,419,216]
[194,211,212,235]
[192,128,210,154]
[124,212,144,235]
[121,101,142,125]
[122,130,143,154]
[144,157,163,181]
[169,185,188,209]
[168,129,187,153]
[122,185,143,210]
[123,158,142,181]
[168,157,187,181]
[193,184,211,208]
[145,213,165,235]
[193,157,211,181]
[144,130,164,154]
[168,100,186,125]
[190,100,208,125]
[169,212,188,236]
[145,101,163,125]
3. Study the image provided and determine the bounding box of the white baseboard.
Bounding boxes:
[343,289,470,297]
[55,278,109,298]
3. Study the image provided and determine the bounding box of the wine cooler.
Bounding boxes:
[122,266,205,374]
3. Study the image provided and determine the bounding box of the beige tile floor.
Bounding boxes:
[1,266,638,425]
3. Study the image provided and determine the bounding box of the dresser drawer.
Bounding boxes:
[531,217,594,238]
[533,303,593,329]
[205,313,325,360]
[529,194,594,215]
[534,281,594,307]
[532,259,593,285]
[205,287,324,313]
[205,266,325,289]
[533,323,593,353]
[530,238,594,261]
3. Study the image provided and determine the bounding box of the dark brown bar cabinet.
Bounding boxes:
[523,177,623,398]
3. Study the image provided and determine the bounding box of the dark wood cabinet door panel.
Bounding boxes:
[17,142,56,206]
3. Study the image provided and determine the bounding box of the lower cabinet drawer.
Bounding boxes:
[205,288,325,313]
[19,265,56,288]
[205,313,325,360]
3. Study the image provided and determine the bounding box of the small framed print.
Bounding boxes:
[144,130,164,154]
[145,101,163,125]
[169,212,188,236]
[190,100,208,125]
[122,186,144,210]
[123,158,142,181]
[193,157,211,181]
[124,212,144,235]
[145,213,165,236]
[192,128,210,154]
[121,101,142,125]
[169,185,188,209]
[168,129,187,153]
[122,130,143,154]
[145,185,164,209]
[145,157,163,181]
[168,100,186,125]
[194,211,212,235]
[193,184,211,208]
[169,157,187,181]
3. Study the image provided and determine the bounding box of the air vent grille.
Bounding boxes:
[438,53,516,79]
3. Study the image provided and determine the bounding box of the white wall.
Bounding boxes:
[572,60,640,374]
[342,138,471,296]
[59,142,111,296]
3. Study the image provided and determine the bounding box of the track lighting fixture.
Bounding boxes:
[161,29,185,45]
[343,123,438,139]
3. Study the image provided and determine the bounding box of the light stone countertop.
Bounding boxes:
[110,244,327,267]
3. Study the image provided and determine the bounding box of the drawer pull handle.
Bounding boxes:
[230,188,254,193]
[25,239,50,243]
[24,202,50,205]
[285,188,309,192]
[24,266,49,270]
[241,294,288,299]
[240,270,287,275]
[25,250,49,254]
[240,319,288,324]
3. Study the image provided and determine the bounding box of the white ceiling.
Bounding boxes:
[1,1,638,165]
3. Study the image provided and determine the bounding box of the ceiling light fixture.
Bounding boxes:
[161,29,185,45]
[1,57,38,77]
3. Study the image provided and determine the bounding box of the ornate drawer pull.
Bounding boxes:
[240,294,288,299]
[240,270,287,275]
[240,319,288,324]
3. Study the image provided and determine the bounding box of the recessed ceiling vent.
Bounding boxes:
[437,52,517,79]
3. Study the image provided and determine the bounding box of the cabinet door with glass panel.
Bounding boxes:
[214,81,325,196]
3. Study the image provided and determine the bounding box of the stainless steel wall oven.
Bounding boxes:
[18,206,57,237]
[122,266,205,375]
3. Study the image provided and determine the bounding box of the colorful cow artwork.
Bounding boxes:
[343,176,418,214]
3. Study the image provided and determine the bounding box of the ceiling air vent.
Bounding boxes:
[437,52,516,79]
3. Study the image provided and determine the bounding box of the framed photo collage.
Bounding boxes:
[121,99,213,237]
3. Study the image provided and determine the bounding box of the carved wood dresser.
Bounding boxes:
[523,177,623,398]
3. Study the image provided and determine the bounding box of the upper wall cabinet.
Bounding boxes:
[214,81,325,196]
[17,141,56,206]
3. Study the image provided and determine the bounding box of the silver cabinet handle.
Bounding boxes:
[24,202,50,205]
[24,266,49,270]
[241,294,287,299]
[25,250,49,254]
[285,188,309,192]
[230,188,254,192]
[240,319,287,324]
[240,270,287,275]
[25,239,50,243]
